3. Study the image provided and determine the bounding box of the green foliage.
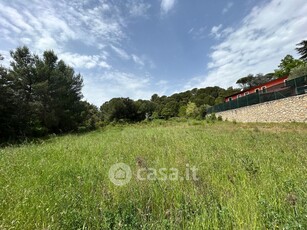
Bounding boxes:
[160,100,179,119]
[134,99,156,121]
[296,40,307,61]
[236,73,276,89]
[186,102,198,118]
[288,63,307,80]
[0,58,18,138]
[0,47,96,141]
[214,96,224,104]
[100,97,156,123]
[100,97,137,122]
[178,105,187,117]
[150,93,159,102]
[274,55,305,78]
[236,74,254,89]
[197,104,209,119]
[100,87,240,123]
[79,101,101,131]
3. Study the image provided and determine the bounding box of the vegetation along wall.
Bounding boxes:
[216,94,307,123]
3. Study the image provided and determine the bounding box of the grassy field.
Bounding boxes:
[1,120,307,229]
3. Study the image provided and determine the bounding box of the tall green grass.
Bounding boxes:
[1,121,307,229]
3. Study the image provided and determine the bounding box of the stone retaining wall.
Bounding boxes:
[216,94,307,123]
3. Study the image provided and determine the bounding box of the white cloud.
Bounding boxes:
[210,24,223,39]
[20,37,32,45]
[0,0,160,106]
[0,2,80,53]
[36,36,58,51]
[188,28,194,34]
[127,0,151,17]
[0,5,33,32]
[110,45,150,68]
[156,80,168,86]
[189,26,207,40]
[210,25,234,40]
[222,2,234,14]
[161,0,176,14]
[186,0,307,90]
[0,0,125,56]
[155,79,169,93]
[59,52,111,69]
[110,45,130,60]
[132,54,145,66]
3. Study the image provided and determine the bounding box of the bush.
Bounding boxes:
[205,113,217,123]
[288,63,307,80]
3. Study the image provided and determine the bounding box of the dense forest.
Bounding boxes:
[0,41,306,141]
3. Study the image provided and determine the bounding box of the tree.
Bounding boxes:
[186,102,198,118]
[150,94,159,102]
[178,105,187,117]
[0,54,19,139]
[34,50,84,132]
[236,73,275,89]
[0,47,89,140]
[288,64,307,80]
[274,55,304,78]
[79,101,101,131]
[214,97,224,104]
[160,100,179,119]
[100,98,137,122]
[134,99,156,121]
[251,73,275,86]
[296,40,307,61]
[198,104,210,119]
[49,59,84,132]
[236,74,254,89]
[8,46,41,136]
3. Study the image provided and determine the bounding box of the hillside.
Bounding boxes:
[1,120,306,229]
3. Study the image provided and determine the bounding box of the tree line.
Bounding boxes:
[1,40,306,141]
[100,86,240,123]
[100,40,307,123]
[0,46,240,141]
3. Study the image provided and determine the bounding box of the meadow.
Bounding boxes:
[1,120,307,229]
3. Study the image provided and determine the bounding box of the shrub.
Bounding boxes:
[205,113,217,123]
[288,63,307,80]
[186,102,198,118]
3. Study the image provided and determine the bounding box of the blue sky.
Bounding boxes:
[1,0,307,106]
